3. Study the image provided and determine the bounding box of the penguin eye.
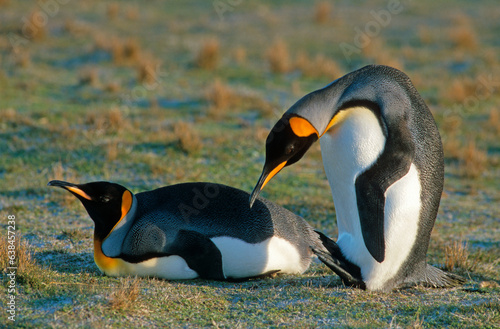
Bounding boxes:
[100,196,111,203]
[285,144,295,155]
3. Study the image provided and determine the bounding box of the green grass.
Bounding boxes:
[1,0,499,327]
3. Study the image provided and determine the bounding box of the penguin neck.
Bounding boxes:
[93,237,120,273]
[287,85,342,136]
[100,193,138,258]
[92,193,137,275]
[318,106,386,237]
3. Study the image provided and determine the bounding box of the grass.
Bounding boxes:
[0,0,499,328]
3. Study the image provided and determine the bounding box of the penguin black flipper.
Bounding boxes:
[313,231,365,289]
[167,229,225,280]
[352,101,415,263]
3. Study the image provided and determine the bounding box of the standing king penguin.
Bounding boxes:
[48,180,329,280]
[249,65,465,291]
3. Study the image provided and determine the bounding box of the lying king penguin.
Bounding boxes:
[48,180,332,281]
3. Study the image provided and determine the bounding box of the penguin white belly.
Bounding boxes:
[102,256,199,280]
[211,236,304,279]
[320,106,421,290]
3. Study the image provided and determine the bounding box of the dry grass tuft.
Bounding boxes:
[104,81,121,93]
[1,108,17,122]
[488,108,500,134]
[107,3,120,20]
[85,107,125,133]
[125,6,139,20]
[442,115,463,134]
[174,121,202,154]
[0,235,42,289]
[137,56,160,84]
[50,162,80,205]
[106,140,119,161]
[314,2,332,24]
[460,140,488,178]
[479,281,500,289]
[444,241,469,272]
[25,10,47,41]
[443,78,476,103]
[78,67,100,87]
[123,38,141,63]
[196,38,220,70]
[448,24,478,50]
[107,277,141,311]
[104,37,146,66]
[205,79,275,118]
[0,235,35,272]
[443,137,462,159]
[94,35,161,83]
[206,78,236,112]
[51,162,78,185]
[93,32,109,51]
[266,39,291,73]
[108,107,124,130]
[233,46,247,64]
[447,12,478,50]
[361,38,384,59]
[109,37,126,64]
[441,115,462,159]
[294,52,342,80]
[63,19,91,36]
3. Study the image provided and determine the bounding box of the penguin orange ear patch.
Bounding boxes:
[321,110,349,136]
[121,190,133,221]
[289,117,319,137]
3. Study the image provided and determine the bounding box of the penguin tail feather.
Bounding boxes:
[421,265,466,288]
[402,264,466,289]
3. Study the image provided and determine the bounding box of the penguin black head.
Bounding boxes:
[47,180,133,241]
[249,115,318,207]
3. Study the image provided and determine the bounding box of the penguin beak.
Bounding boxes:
[249,161,287,208]
[48,180,92,200]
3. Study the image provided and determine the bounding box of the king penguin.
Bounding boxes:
[249,65,465,291]
[48,180,329,281]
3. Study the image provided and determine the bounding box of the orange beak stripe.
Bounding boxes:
[261,161,287,191]
[66,186,92,200]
